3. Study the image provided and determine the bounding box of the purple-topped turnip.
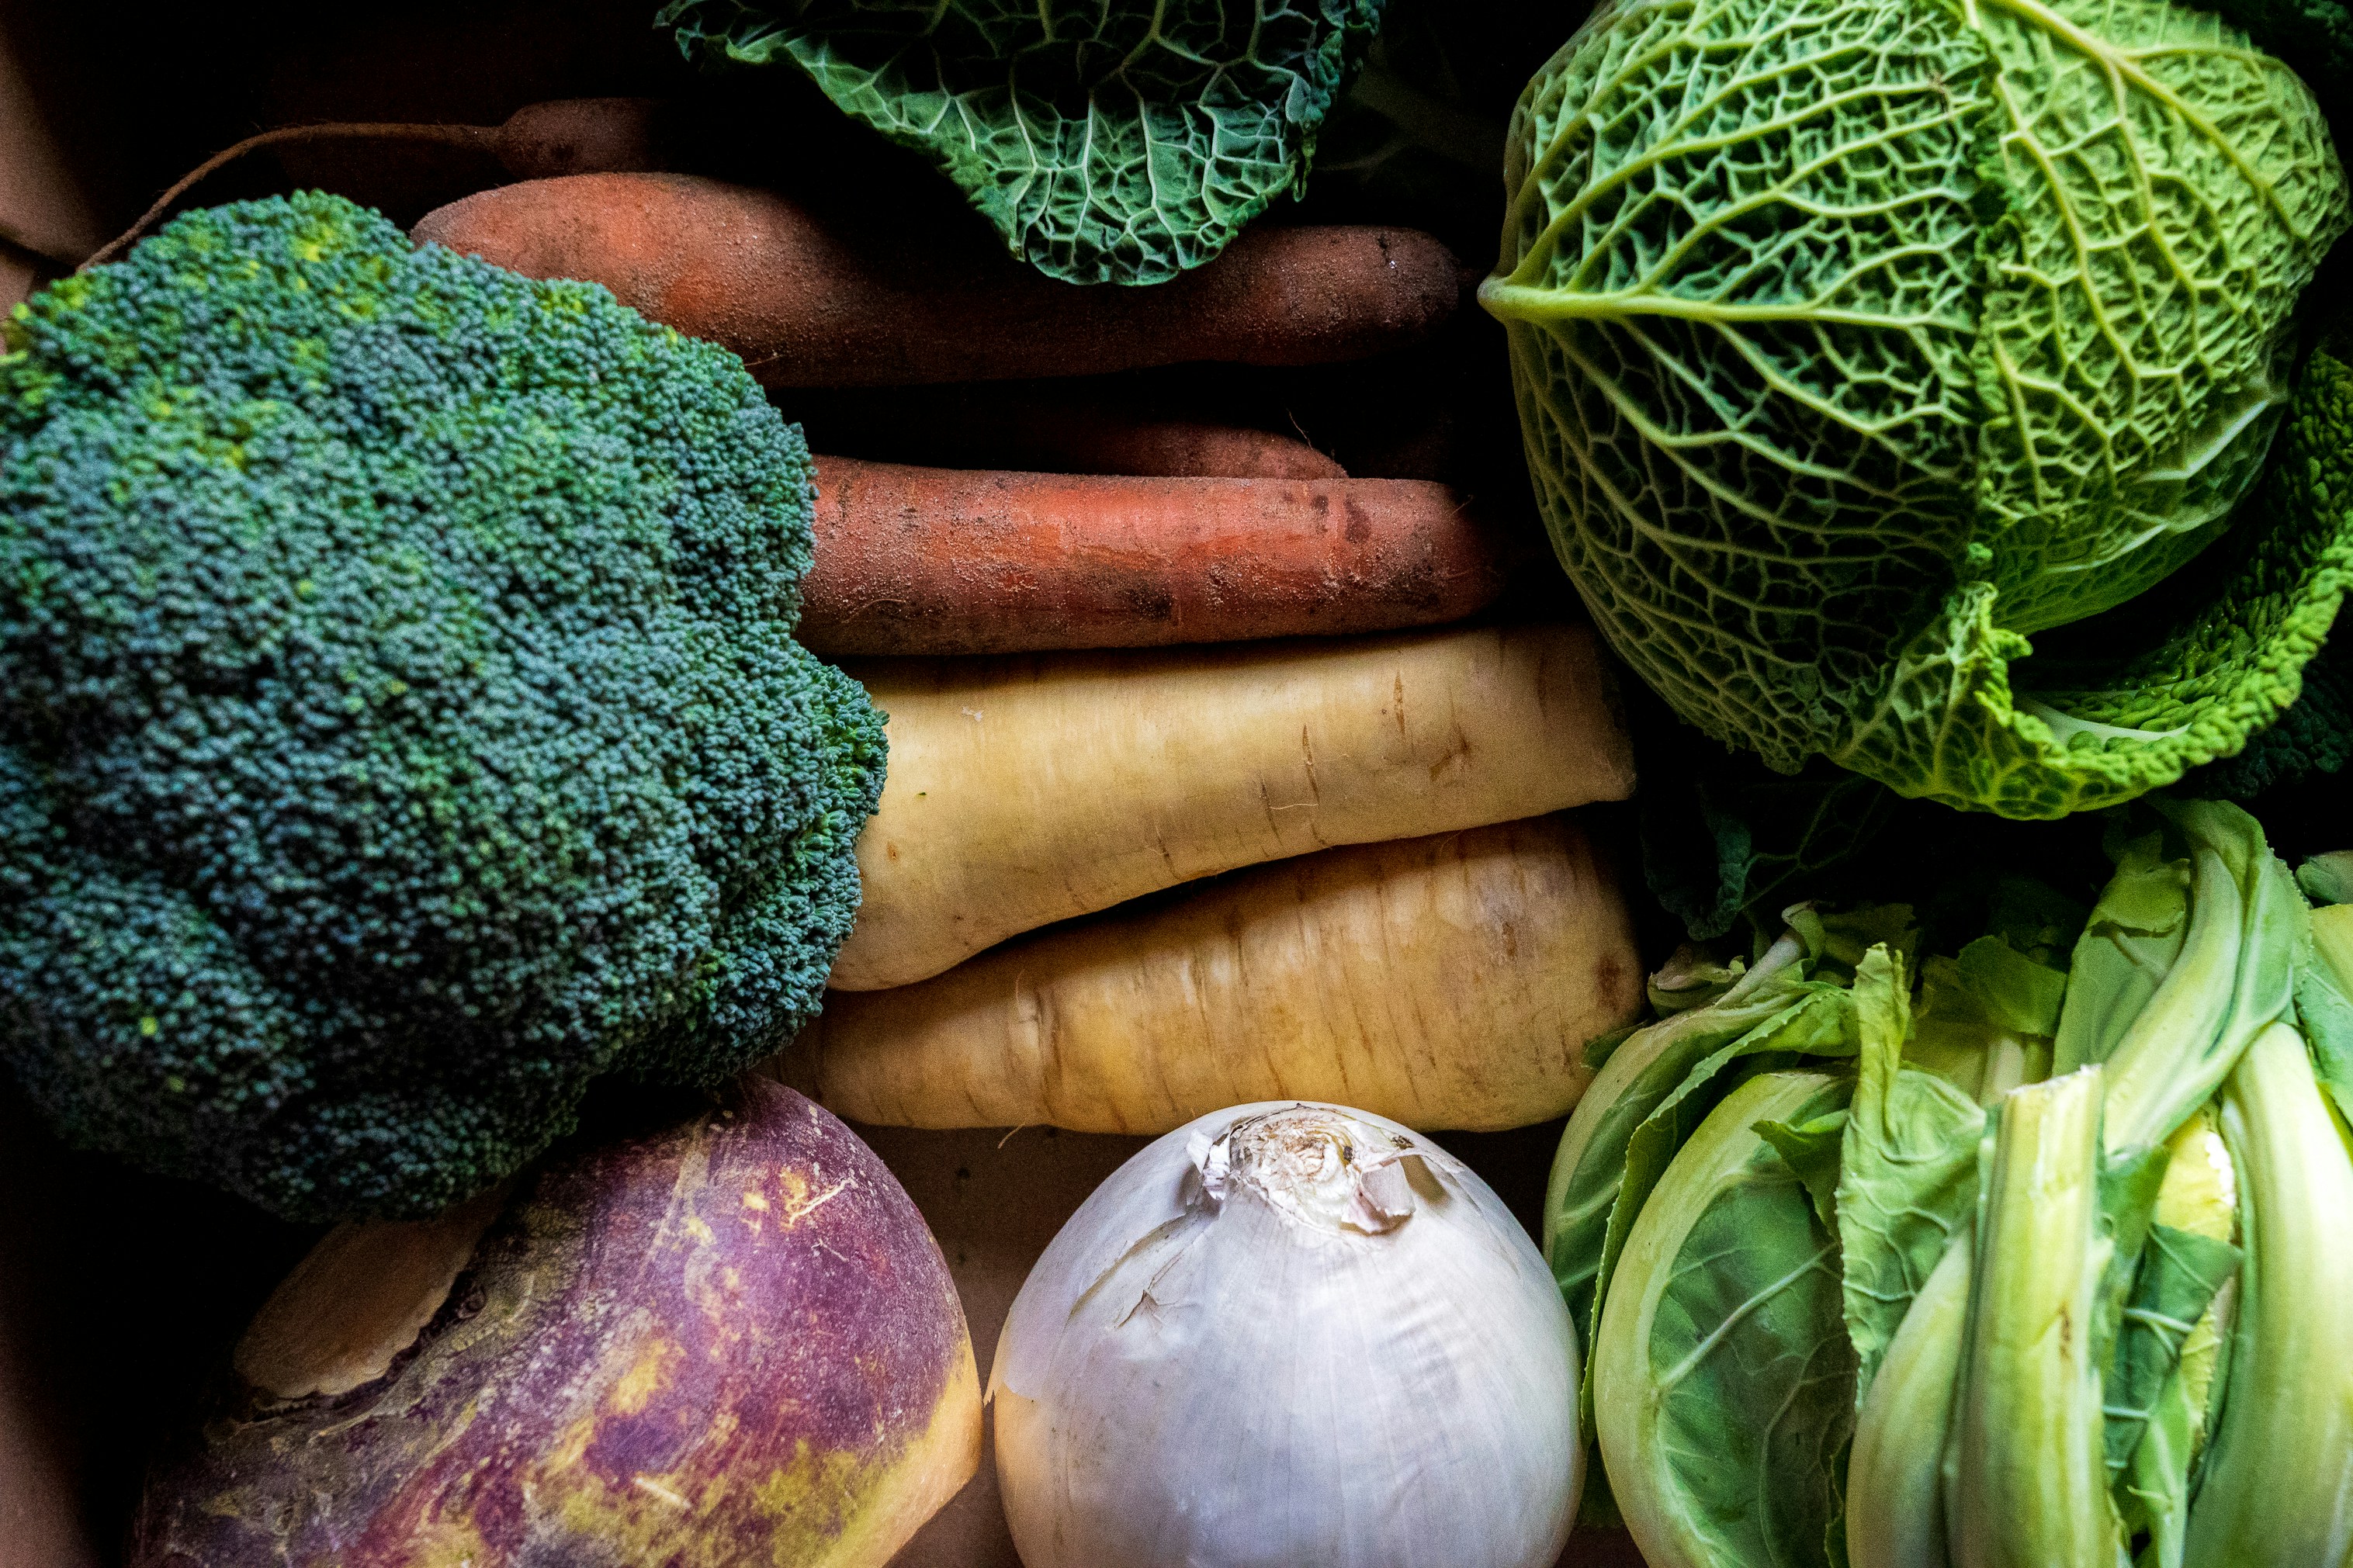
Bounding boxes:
[130,1078,980,1567]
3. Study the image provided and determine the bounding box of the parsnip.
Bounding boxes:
[831,623,1631,990]
[781,815,1641,1134]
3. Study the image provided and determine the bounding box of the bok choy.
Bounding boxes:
[1558,800,2352,1568]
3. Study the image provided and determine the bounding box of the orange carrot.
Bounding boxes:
[779,381,1349,479]
[977,415,1345,480]
[797,457,1507,656]
[410,173,1462,386]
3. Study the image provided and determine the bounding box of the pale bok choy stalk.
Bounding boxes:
[2180,1019,2353,1566]
[1847,1235,1972,1568]
[1941,803,2290,1568]
[1592,1071,1857,1568]
[2077,805,2295,1566]
[2094,801,2299,1159]
[1949,1066,2117,1568]
[1847,801,2287,1568]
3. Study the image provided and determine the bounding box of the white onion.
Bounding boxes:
[990,1100,1581,1568]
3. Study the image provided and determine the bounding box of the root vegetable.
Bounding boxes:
[938,414,1344,482]
[845,403,1346,480]
[782,815,1641,1134]
[830,622,1633,991]
[128,1078,981,1568]
[87,99,671,267]
[411,173,1461,386]
[799,457,1506,656]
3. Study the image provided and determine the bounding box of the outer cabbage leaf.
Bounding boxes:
[660,0,1384,285]
[1486,0,2352,818]
[2202,0,2353,126]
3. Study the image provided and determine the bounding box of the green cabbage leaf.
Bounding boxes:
[1485,0,2353,817]
[660,0,1385,284]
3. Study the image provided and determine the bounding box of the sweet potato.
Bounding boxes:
[411,173,1462,386]
[87,99,672,266]
[798,457,1505,656]
[829,622,1631,991]
[130,1079,979,1568]
[781,814,1641,1134]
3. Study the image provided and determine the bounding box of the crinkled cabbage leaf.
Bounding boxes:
[660,0,1386,285]
[1485,0,2353,817]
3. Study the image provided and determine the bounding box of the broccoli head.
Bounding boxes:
[0,192,885,1222]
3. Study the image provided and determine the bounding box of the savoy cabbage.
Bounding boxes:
[1485,0,2353,819]
[660,0,1386,286]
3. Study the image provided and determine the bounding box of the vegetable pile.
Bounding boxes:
[1558,801,2353,1568]
[11,0,2353,1563]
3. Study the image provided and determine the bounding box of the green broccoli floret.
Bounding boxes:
[0,192,885,1223]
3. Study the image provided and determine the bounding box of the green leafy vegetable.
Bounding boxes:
[1845,1232,1973,1568]
[1950,1068,2119,1568]
[1593,1071,1859,1568]
[1484,0,2352,817]
[1580,804,2332,1568]
[1545,939,1855,1428]
[2102,1224,2240,1480]
[2053,835,2193,1074]
[2097,802,2300,1159]
[2181,1021,2353,1568]
[2117,1111,2240,1568]
[660,0,1387,284]
[1836,948,1988,1404]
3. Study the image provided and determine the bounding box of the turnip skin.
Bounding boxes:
[127,1078,980,1568]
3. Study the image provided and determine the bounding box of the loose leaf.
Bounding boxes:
[1757,1109,1849,1232]
[1835,946,1987,1404]
[660,0,1387,284]
[1547,967,1853,1424]
[2102,1224,2241,1479]
[2054,835,2190,1074]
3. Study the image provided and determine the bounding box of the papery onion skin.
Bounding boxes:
[991,1100,1581,1568]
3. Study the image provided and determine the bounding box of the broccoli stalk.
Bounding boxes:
[0,193,885,1223]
